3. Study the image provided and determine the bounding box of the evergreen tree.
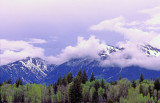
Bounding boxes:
[77,69,82,82]
[119,76,122,80]
[62,75,67,86]
[57,76,62,85]
[139,73,144,83]
[139,84,143,95]
[15,77,23,87]
[92,90,98,102]
[154,78,160,101]
[53,82,58,94]
[90,72,95,82]
[3,93,7,103]
[101,79,105,89]
[3,80,7,84]
[66,72,73,84]
[82,70,88,84]
[0,91,2,103]
[94,81,100,91]
[154,78,160,91]
[48,87,52,103]
[132,80,136,88]
[69,76,82,103]
[7,78,12,84]
[148,85,153,97]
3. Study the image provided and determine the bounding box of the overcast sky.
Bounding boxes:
[1,0,160,67]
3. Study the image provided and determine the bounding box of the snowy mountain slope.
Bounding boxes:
[0,57,56,84]
[141,44,160,56]
[1,44,160,84]
[43,44,160,84]
[99,45,123,57]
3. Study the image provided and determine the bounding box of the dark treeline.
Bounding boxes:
[0,70,160,103]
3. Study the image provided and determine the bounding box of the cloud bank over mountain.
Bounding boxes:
[1,4,160,70]
[89,6,160,70]
[47,36,106,65]
[90,6,160,48]
[0,39,46,65]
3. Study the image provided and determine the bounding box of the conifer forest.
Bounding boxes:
[0,70,160,103]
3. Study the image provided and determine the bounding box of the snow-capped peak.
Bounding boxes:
[20,57,48,72]
[99,44,160,58]
[140,44,160,57]
[99,45,123,57]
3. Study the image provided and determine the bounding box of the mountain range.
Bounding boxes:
[1,44,160,84]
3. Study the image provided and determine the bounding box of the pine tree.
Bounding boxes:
[48,87,52,103]
[132,80,136,88]
[154,78,160,101]
[94,81,100,91]
[69,76,82,103]
[92,90,98,102]
[53,82,58,94]
[7,78,12,84]
[0,91,2,103]
[82,70,88,84]
[101,79,105,89]
[77,69,82,82]
[154,78,160,91]
[139,84,143,95]
[66,72,73,84]
[62,75,67,86]
[90,72,95,82]
[148,85,153,97]
[57,76,62,85]
[119,76,122,80]
[15,77,23,87]
[139,73,144,83]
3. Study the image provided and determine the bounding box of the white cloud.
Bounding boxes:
[90,16,158,43]
[0,39,46,65]
[90,6,160,70]
[90,5,160,48]
[28,38,47,44]
[100,41,160,70]
[47,36,106,65]
[140,6,160,26]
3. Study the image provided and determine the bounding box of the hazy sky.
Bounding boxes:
[1,0,160,67]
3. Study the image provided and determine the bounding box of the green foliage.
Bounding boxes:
[94,81,100,91]
[98,87,105,101]
[82,84,89,102]
[89,87,95,101]
[1,70,160,103]
[69,76,82,103]
[56,91,62,102]
[26,84,42,103]
[120,87,154,103]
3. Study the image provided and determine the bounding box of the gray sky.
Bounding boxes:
[1,0,160,66]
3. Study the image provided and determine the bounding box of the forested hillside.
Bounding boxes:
[0,70,159,103]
